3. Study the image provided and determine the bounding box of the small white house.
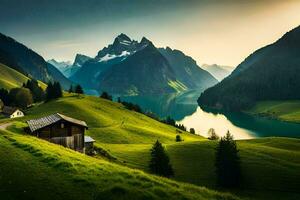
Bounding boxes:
[2,106,24,118]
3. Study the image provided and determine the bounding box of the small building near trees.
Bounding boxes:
[26,113,94,153]
[2,106,24,118]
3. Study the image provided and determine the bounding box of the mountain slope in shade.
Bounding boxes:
[71,33,217,95]
[159,47,218,90]
[0,32,72,89]
[198,25,300,111]
[201,64,234,81]
[98,41,179,95]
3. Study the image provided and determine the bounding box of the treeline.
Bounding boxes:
[0,79,63,109]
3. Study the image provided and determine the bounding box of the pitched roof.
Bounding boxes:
[27,113,88,132]
[84,136,95,143]
[2,106,20,115]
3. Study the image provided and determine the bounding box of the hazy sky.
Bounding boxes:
[1,0,300,66]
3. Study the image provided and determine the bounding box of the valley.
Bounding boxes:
[0,3,300,200]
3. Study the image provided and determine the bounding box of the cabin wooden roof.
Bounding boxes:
[27,113,88,132]
[2,106,20,115]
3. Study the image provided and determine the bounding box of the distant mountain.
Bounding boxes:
[201,64,234,81]
[48,59,71,71]
[71,33,217,95]
[198,25,300,111]
[48,54,91,78]
[0,32,72,89]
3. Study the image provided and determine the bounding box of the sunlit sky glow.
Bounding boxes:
[1,0,300,66]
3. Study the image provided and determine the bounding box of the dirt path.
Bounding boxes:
[0,122,12,130]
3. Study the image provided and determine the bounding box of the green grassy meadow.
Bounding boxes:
[0,124,239,200]
[0,94,299,200]
[247,101,300,123]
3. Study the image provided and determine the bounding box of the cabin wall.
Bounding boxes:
[36,120,85,152]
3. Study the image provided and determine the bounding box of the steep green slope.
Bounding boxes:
[104,138,300,200]
[0,63,47,90]
[247,101,300,123]
[0,63,29,89]
[0,126,238,200]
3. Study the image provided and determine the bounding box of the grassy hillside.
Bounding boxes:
[18,95,202,144]
[2,95,299,200]
[0,63,29,89]
[0,124,238,200]
[247,101,300,123]
[0,63,47,90]
[103,138,300,200]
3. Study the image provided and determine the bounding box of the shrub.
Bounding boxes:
[175,135,182,142]
[189,128,196,134]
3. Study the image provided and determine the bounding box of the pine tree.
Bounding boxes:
[46,82,62,101]
[75,84,84,94]
[53,82,62,98]
[215,131,241,188]
[46,82,54,101]
[149,140,174,177]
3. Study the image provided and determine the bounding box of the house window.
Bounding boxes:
[61,123,64,129]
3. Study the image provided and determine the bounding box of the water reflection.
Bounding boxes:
[120,90,300,139]
[179,107,300,139]
[178,107,256,139]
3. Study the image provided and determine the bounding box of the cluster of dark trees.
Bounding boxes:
[23,79,45,102]
[161,116,187,131]
[68,84,84,94]
[46,82,62,101]
[100,92,112,101]
[215,131,241,188]
[0,87,33,109]
[149,140,174,177]
[0,79,47,109]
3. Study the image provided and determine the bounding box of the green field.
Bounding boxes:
[0,124,238,200]
[0,63,47,90]
[247,101,300,123]
[105,138,300,200]
[1,95,300,200]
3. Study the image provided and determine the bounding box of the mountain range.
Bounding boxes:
[201,64,234,81]
[69,33,218,95]
[198,25,300,111]
[48,54,92,78]
[0,33,72,89]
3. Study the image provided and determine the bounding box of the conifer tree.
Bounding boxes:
[215,131,241,187]
[149,140,174,177]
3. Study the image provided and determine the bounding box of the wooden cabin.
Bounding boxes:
[2,106,24,118]
[26,113,88,152]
